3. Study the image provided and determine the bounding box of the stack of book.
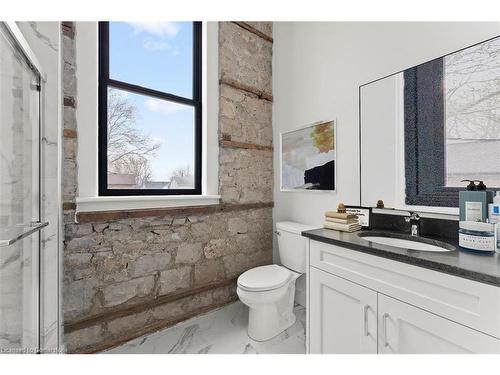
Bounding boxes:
[324,211,361,232]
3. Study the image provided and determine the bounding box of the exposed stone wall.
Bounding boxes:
[61,22,78,209]
[62,22,273,353]
[218,22,274,204]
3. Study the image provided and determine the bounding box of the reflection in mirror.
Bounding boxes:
[444,38,500,187]
[360,36,500,210]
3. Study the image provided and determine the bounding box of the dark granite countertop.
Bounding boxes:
[302,228,500,287]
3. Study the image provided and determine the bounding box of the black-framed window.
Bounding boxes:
[98,21,202,196]
[404,36,500,207]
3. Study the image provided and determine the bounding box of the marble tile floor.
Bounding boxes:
[105,301,306,354]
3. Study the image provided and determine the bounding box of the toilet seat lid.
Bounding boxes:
[237,265,291,291]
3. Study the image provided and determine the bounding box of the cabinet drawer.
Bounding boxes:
[310,239,500,338]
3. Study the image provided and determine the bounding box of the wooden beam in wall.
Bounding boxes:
[64,277,239,334]
[76,201,274,223]
[219,139,273,152]
[71,298,238,354]
[231,22,273,43]
[219,77,273,102]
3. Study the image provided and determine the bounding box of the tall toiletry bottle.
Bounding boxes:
[488,191,500,252]
[459,180,493,222]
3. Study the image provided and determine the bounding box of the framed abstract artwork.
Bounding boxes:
[280,120,336,191]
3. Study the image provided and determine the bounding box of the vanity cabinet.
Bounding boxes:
[378,294,500,354]
[307,240,500,354]
[309,267,377,354]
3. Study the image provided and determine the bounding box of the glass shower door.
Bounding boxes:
[0,24,43,354]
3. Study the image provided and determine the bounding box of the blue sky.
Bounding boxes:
[109,22,195,182]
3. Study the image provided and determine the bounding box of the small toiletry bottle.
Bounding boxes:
[459,180,494,222]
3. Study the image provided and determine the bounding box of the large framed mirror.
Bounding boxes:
[360,35,500,213]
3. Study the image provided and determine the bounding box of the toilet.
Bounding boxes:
[237,221,315,341]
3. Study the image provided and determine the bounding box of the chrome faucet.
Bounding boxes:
[404,212,421,237]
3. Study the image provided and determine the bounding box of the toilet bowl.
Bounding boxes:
[237,221,315,341]
[237,264,300,341]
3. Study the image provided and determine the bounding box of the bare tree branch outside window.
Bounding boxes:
[445,37,500,187]
[107,88,161,187]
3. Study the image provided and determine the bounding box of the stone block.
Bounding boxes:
[64,253,92,269]
[64,325,103,353]
[62,34,76,66]
[159,266,192,295]
[72,223,92,237]
[234,233,256,253]
[223,250,272,278]
[203,238,231,259]
[92,223,108,233]
[63,105,76,130]
[107,223,122,231]
[66,236,95,251]
[115,240,147,254]
[194,259,226,286]
[172,217,186,226]
[219,84,272,146]
[175,242,203,264]
[219,147,273,203]
[63,137,77,160]
[63,159,77,201]
[102,276,155,307]
[189,221,210,240]
[228,217,248,235]
[129,253,172,277]
[62,62,76,98]
[63,278,98,319]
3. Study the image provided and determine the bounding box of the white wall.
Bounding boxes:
[272,22,500,301]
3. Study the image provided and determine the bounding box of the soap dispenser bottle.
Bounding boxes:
[459,180,493,222]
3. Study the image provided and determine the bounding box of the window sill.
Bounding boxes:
[75,195,221,213]
[372,206,459,221]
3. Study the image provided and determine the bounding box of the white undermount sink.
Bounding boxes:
[359,233,455,252]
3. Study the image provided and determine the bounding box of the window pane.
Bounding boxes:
[109,22,193,98]
[107,87,195,190]
[445,37,500,187]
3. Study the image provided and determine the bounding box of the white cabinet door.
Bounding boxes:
[378,294,500,354]
[309,267,377,353]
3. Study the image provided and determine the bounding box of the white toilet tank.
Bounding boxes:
[276,221,316,273]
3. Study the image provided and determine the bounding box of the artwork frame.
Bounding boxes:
[280,120,336,192]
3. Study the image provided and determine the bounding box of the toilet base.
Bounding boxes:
[242,276,298,342]
[248,308,296,342]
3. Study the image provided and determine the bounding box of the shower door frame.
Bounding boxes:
[1,21,46,353]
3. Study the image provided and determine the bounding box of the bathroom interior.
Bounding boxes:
[2,3,500,365]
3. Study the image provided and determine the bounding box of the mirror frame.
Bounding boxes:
[358,34,500,213]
